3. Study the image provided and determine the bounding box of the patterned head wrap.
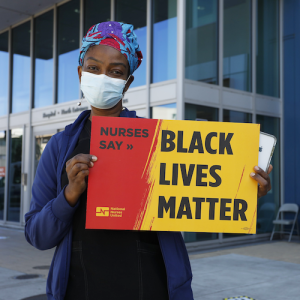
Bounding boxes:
[79,21,143,75]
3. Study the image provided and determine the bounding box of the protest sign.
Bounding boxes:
[86,117,260,234]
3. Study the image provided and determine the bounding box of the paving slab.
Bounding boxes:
[0,267,47,300]
[0,227,54,278]
[191,253,300,300]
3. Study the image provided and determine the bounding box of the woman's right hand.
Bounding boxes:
[64,154,98,207]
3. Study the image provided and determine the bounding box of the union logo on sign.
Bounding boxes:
[96,207,109,217]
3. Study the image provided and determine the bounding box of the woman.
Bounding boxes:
[25,22,272,300]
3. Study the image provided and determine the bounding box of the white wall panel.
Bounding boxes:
[184,82,219,105]
[0,116,7,130]
[124,86,147,107]
[255,96,281,116]
[223,90,253,111]
[134,108,147,118]
[10,111,30,128]
[150,81,177,104]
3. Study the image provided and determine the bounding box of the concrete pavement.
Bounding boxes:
[0,226,299,300]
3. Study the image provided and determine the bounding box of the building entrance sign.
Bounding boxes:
[42,106,89,119]
[86,117,260,234]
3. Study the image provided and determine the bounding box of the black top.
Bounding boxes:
[62,119,168,300]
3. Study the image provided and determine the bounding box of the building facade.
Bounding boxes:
[0,0,296,251]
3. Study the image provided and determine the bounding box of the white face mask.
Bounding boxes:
[80,71,130,109]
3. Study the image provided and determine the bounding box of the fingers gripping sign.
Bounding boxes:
[64,154,98,207]
[250,164,273,199]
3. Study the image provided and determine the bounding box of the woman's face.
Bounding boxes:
[78,44,134,115]
[78,44,133,87]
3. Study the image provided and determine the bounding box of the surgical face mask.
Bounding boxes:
[80,71,130,109]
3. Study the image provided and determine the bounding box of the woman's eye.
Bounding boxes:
[112,70,122,75]
[88,66,97,71]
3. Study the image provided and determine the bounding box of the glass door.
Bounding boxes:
[35,134,53,176]
[7,128,23,222]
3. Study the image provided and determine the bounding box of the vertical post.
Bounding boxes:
[4,27,12,222]
[20,124,26,224]
[218,0,224,122]
[111,0,115,21]
[176,0,186,121]
[53,4,58,105]
[80,0,84,41]
[279,0,284,207]
[23,17,34,223]
[30,17,34,110]
[218,0,224,242]
[252,0,257,124]
[79,0,84,99]
[146,0,152,118]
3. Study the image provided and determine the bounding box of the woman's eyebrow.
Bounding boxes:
[85,57,127,69]
[85,57,103,63]
[109,62,127,69]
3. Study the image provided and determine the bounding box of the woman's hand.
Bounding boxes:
[64,154,97,207]
[250,164,273,199]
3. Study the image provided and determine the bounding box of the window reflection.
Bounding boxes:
[34,11,54,108]
[256,115,280,233]
[116,0,147,88]
[8,129,23,222]
[84,0,111,33]
[57,0,80,103]
[223,0,251,91]
[0,32,8,116]
[185,103,218,121]
[223,109,252,123]
[35,135,53,175]
[152,0,177,83]
[12,22,31,113]
[0,131,6,220]
[256,0,279,97]
[185,0,218,84]
[151,103,177,120]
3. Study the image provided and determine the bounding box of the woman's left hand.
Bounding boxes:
[250,165,273,199]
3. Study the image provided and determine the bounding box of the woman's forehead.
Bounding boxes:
[85,45,129,67]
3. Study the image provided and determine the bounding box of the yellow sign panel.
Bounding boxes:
[140,121,260,234]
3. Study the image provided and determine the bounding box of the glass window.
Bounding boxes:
[34,11,54,108]
[256,115,280,233]
[184,103,218,242]
[7,128,23,222]
[0,131,6,220]
[12,22,31,113]
[185,103,218,121]
[223,109,252,123]
[223,0,251,91]
[84,0,111,33]
[256,0,279,97]
[185,0,218,84]
[57,0,80,103]
[116,0,147,88]
[151,103,177,120]
[35,134,53,175]
[152,0,177,83]
[222,109,252,238]
[0,32,9,117]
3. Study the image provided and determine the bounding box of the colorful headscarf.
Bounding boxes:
[79,21,143,75]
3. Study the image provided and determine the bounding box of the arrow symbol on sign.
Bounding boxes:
[127,144,133,150]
